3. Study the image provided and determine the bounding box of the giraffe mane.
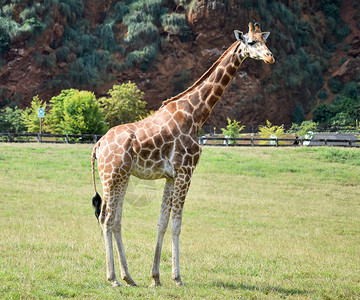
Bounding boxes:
[160,41,240,108]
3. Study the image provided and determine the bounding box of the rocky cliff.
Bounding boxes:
[1,0,359,129]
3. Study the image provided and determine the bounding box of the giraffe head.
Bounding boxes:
[234,22,275,64]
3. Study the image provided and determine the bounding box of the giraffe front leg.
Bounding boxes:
[151,178,174,287]
[171,215,184,286]
[170,171,192,286]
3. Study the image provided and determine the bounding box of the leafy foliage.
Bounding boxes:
[0,106,27,133]
[328,77,344,94]
[313,81,360,126]
[21,95,46,133]
[288,121,317,138]
[291,102,305,125]
[221,118,245,143]
[312,103,335,124]
[258,120,286,145]
[46,89,107,134]
[99,82,147,127]
[161,13,191,40]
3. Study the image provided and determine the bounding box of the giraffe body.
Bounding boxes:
[91,22,274,287]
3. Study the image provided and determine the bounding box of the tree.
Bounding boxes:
[99,82,147,128]
[258,120,285,145]
[0,106,27,133]
[22,95,46,133]
[288,120,317,138]
[221,118,244,144]
[46,89,107,134]
[312,103,335,124]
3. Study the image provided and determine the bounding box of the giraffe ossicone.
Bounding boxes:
[91,22,274,287]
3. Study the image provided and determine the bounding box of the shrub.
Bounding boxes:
[343,82,359,99]
[114,3,130,23]
[100,23,118,51]
[318,89,329,101]
[124,42,159,71]
[0,26,10,55]
[328,77,344,94]
[46,89,107,134]
[288,120,317,138]
[124,18,159,48]
[21,95,47,133]
[99,82,147,127]
[0,106,27,133]
[161,13,191,39]
[221,118,244,143]
[330,112,353,126]
[291,102,305,124]
[312,103,335,124]
[258,120,286,145]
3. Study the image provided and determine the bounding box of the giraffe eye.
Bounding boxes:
[248,41,256,46]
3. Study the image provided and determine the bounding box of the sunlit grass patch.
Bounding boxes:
[0,144,359,299]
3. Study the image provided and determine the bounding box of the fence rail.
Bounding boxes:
[1,132,359,147]
[0,132,103,143]
[197,136,359,147]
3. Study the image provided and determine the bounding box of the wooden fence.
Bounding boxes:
[1,132,359,147]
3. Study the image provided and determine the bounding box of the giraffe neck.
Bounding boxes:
[160,41,246,134]
[180,42,246,131]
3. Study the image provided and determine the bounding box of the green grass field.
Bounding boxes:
[0,143,359,299]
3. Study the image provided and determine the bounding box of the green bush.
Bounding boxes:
[291,102,305,124]
[312,103,335,124]
[21,95,47,133]
[124,17,159,48]
[288,120,317,138]
[114,3,130,23]
[343,82,359,99]
[321,0,341,19]
[0,106,27,133]
[100,23,118,51]
[46,89,107,134]
[0,26,10,55]
[221,118,244,143]
[68,50,114,86]
[161,13,191,38]
[318,89,329,101]
[99,82,147,127]
[328,77,344,94]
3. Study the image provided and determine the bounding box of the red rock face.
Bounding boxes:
[1,0,359,128]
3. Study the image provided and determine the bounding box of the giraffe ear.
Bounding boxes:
[262,32,270,41]
[234,30,247,43]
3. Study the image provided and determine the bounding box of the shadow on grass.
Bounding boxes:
[212,281,308,296]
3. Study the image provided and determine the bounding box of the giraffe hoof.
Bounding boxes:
[126,280,138,287]
[110,280,121,287]
[150,277,162,287]
[173,278,184,286]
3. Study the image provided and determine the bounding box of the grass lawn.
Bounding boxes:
[0,143,359,299]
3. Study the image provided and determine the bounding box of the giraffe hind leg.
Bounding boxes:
[113,198,138,287]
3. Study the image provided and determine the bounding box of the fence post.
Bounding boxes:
[93,134,97,143]
[324,139,327,146]
[226,137,229,146]
[36,133,41,143]
[250,137,254,147]
[275,138,279,147]
[65,134,69,144]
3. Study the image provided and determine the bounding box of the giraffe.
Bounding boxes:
[91,22,275,287]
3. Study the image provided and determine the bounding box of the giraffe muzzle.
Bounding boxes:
[264,54,275,64]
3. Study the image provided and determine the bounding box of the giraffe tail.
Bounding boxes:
[91,142,102,221]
